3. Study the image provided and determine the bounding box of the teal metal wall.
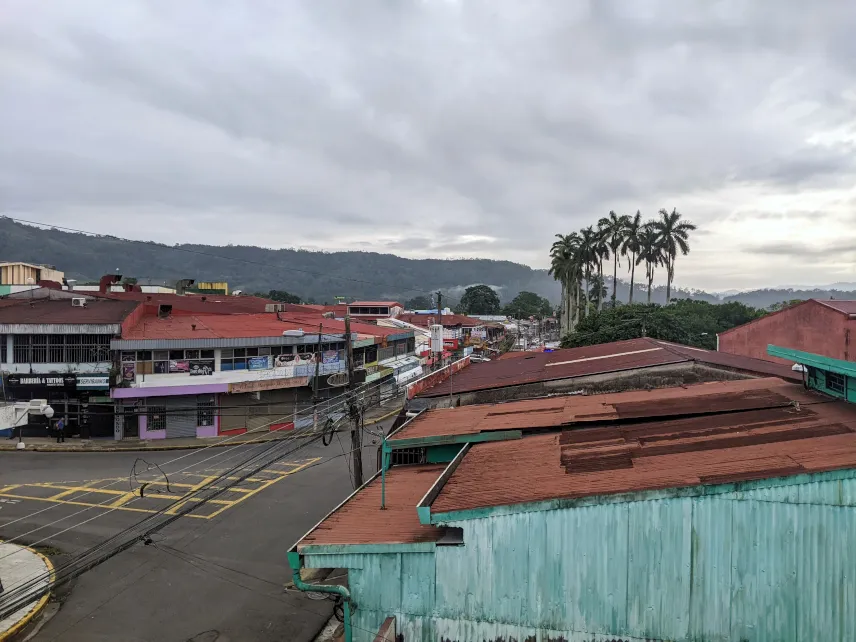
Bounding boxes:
[304,471,856,642]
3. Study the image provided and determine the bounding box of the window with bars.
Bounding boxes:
[197,396,215,426]
[12,334,112,363]
[825,371,846,395]
[147,406,167,431]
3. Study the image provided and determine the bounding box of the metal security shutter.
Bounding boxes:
[163,395,197,439]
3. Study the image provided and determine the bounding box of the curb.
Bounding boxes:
[0,407,404,453]
[0,544,55,642]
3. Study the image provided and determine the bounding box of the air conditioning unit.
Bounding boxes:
[71,297,87,307]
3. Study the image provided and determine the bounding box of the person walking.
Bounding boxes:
[55,416,66,443]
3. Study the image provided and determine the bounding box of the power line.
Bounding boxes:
[0,384,402,613]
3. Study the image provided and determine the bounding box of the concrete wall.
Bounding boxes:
[305,469,856,642]
[719,301,854,365]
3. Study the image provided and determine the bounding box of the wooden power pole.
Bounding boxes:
[344,314,363,487]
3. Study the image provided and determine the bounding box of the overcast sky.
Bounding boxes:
[2,1,855,291]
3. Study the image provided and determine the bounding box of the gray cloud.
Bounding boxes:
[2,0,856,287]
[746,239,856,258]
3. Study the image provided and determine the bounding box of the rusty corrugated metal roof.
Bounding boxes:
[816,299,856,315]
[416,337,799,398]
[297,464,447,549]
[393,378,812,442]
[431,398,856,514]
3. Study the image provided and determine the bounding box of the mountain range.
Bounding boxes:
[0,217,852,309]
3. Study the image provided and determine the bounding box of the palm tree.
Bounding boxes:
[577,226,599,317]
[653,208,697,303]
[549,233,582,334]
[593,222,611,311]
[635,223,664,304]
[598,210,630,306]
[622,210,643,304]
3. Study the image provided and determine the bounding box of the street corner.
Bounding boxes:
[0,541,54,641]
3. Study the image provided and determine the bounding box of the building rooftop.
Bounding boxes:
[397,313,485,328]
[297,464,448,550]
[391,378,814,442]
[101,291,275,314]
[348,301,402,307]
[415,337,800,398]
[431,394,856,515]
[0,298,140,325]
[121,310,411,341]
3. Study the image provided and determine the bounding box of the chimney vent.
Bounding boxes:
[158,304,173,319]
[191,324,197,331]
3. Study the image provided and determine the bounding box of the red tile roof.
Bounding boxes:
[101,291,275,314]
[416,337,799,397]
[431,395,856,514]
[0,298,140,325]
[393,378,816,441]
[121,311,409,340]
[397,313,484,328]
[297,464,448,549]
[816,299,856,315]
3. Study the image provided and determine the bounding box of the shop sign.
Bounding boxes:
[443,338,459,350]
[228,376,310,394]
[322,350,339,364]
[169,360,190,373]
[122,362,136,383]
[248,356,271,370]
[188,360,214,376]
[76,375,111,390]
[326,372,348,388]
[6,374,77,390]
[273,353,316,367]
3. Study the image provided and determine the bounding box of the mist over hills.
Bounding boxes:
[0,218,850,309]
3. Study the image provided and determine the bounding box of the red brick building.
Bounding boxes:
[718,299,856,365]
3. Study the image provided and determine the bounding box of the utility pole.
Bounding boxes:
[312,323,322,433]
[344,314,363,488]
[435,291,443,368]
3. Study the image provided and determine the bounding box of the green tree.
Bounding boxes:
[503,291,553,319]
[404,294,433,310]
[561,300,763,351]
[578,226,599,317]
[653,208,697,303]
[598,210,630,306]
[623,210,643,304]
[635,223,665,304]
[767,299,804,312]
[266,289,301,303]
[459,284,501,315]
[550,232,583,335]
[593,222,610,312]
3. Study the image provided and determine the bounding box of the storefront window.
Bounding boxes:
[197,396,215,426]
[147,406,167,431]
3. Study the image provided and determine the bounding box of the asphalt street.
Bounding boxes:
[0,420,391,642]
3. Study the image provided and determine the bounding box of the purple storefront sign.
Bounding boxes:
[111,383,228,399]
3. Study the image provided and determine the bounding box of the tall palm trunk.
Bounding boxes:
[612,254,618,304]
[583,268,591,317]
[647,262,654,304]
[629,253,636,304]
[597,260,604,311]
[665,255,673,303]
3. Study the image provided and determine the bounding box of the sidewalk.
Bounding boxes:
[0,403,403,453]
[0,542,53,641]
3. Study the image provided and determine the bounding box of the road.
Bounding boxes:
[0,421,391,642]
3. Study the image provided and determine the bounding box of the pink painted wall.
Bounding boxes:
[196,425,217,438]
[138,414,166,440]
[719,300,855,365]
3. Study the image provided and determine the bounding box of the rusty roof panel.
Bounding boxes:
[431,400,856,514]
[297,464,447,549]
[417,337,801,398]
[393,378,818,442]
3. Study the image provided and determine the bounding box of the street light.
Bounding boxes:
[14,403,54,450]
